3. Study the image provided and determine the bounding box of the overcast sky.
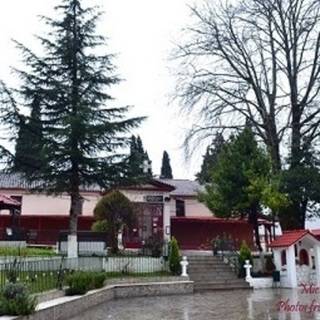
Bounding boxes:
[0,0,202,179]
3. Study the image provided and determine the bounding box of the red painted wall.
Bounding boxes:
[0,215,254,250]
[0,215,95,245]
[171,217,254,250]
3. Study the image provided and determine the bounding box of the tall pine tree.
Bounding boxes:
[200,127,275,251]
[127,135,152,178]
[14,95,44,174]
[13,0,143,255]
[160,151,173,179]
[196,134,225,184]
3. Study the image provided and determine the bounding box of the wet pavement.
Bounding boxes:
[69,288,320,320]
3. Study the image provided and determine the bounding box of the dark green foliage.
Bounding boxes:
[91,272,107,289]
[143,233,164,257]
[160,151,173,179]
[65,272,93,295]
[12,0,144,237]
[200,126,287,250]
[94,191,135,253]
[280,146,320,229]
[196,133,225,184]
[127,135,152,178]
[91,220,109,232]
[238,241,252,278]
[168,237,181,275]
[0,282,37,316]
[65,272,107,295]
[14,96,44,175]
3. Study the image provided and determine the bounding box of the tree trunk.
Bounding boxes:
[69,191,82,235]
[248,206,262,252]
[110,225,119,254]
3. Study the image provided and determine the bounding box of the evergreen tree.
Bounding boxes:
[13,0,143,248]
[196,133,225,184]
[14,96,44,174]
[160,151,173,179]
[127,135,152,178]
[200,127,287,251]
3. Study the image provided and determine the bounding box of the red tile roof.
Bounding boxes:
[269,229,319,248]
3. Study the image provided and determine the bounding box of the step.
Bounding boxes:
[189,270,236,275]
[188,262,227,268]
[189,274,238,280]
[194,280,251,291]
[188,265,229,270]
[188,265,233,271]
[188,256,223,261]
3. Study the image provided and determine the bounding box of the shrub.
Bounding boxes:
[91,272,106,289]
[91,220,108,232]
[168,237,181,275]
[238,241,253,278]
[94,191,136,253]
[65,272,93,295]
[143,233,164,257]
[65,272,107,295]
[0,282,37,316]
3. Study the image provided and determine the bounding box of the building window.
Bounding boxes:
[176,199,185,217]
[281,250,286,266]
[299,249,309,266]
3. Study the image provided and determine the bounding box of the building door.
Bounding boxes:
[124,203,163,248]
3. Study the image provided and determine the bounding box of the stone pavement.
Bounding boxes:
[68,288,320,320]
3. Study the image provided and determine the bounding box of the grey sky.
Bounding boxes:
[0,0,202,179]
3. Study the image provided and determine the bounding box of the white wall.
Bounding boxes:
[169,197,213,217]
[0,189,100,216]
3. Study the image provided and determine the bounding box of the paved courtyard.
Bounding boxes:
[69,288,320,320]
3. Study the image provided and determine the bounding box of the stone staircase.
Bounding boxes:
[187,256,251,291]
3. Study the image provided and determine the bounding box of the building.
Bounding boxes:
[0,173,255,249]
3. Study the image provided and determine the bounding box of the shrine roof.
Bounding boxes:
[269,229,319,248]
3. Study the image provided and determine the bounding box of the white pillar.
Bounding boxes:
[314,245,320,286]
[273,249,282,271]
[118,229,124,251]
[67,234,78,258]
[163,197,171,242]
[244,260,252,282]
[286,245,297,288]
[180,256,189,277]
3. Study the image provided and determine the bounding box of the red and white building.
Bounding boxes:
[0,173,259,250]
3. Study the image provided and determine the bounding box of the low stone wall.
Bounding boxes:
[8,280,193,320]
[248,277,273,289]
[0,241,26,248]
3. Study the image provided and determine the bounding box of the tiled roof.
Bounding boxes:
[269,230,318,248]
[0,173,101,192]
[156,179,204,196]
[171,216,249,224]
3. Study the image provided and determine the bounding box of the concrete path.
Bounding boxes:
[68,288,320,319]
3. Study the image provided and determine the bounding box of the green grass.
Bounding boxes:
[0,270,172,294]
[0,247,57,257]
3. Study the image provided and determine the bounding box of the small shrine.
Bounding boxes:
[270,230,320,288]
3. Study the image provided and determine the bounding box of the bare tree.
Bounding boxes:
[175,0,320,228]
